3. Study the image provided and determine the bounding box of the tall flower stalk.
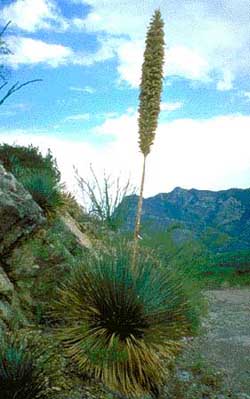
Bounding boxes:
[132,9,165,267]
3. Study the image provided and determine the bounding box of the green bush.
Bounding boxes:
[53,243,199,398]
[0,144,67,216]
[0,334,46,399]
[0,143,60,183]
[20,170,64,216]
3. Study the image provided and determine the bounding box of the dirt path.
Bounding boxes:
[163,288,250,399]
[201,289,250,394]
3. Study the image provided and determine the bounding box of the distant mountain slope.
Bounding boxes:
[118,187,250,251]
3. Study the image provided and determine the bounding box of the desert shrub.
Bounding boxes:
[75,165,135,231]
[0,334,46,399]
[20,170,65,216]
[53,242,199,398]
[0,143,60,183]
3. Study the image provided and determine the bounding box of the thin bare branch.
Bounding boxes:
[0,21,11,37]
[0,81,8,92]
[0,79,43,106]
[75,165,135,229]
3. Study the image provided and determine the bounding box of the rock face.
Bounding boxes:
[0,164,46,332]
[0,164,95,337]
[117,187,250,251]
[0,266,14,298]
[60,212,92,249]
[0,164,45,255]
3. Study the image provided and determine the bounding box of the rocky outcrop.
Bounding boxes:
[0,164,45,255]
[0,162,98,345]
[0,164,46,332]
[0,263,28,332]
[60,212,92,249]
[0,266,14,299]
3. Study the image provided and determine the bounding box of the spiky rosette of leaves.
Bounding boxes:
[53,244,197,397]
[138,9,164,156]
[20,170,65,217]
[0,336,46,399]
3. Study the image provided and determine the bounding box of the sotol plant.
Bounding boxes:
[0,143,64,216]
[0,336,46,399]
[53,10,200,398]
[53,243,198,397]
[20,170,65,216]
[132,9,165,266]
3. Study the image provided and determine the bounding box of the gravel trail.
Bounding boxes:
[200,289,250,394]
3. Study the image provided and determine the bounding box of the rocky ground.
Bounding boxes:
[163,288,250,399]
[202,289,250,395]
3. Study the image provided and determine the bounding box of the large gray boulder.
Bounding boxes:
[0,164,45,255]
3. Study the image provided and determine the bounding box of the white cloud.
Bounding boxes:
[126,107,135,115]
[0,0,68,32]
[93,109,138,139]
[5,35,122,68]
[217,70,234,91]
[2,33,213,86]
[7,36,73,67]
[94,113,250,195]
[1,0,249,89]
[72,9,145,39]
[166,46,210,82]
[1,114,250,198]
[72,36,124,66]
[116,40,144,88]
[64,113,90,122]
[161,102,183,112]
[70,86,95,94]
[114,40,210,88]
[72,0,151,38]
[73,0,250,88]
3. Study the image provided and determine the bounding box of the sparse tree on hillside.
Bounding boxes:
[132,9,165,266]
[0,21,42,107]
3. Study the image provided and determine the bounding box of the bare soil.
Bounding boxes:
[163,288,250,399]
[201,289,250,394]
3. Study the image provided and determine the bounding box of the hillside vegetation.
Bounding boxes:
[1,142,249,399]
[0,143,206,398]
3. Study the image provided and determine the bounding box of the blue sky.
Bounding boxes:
[0,0,250,198]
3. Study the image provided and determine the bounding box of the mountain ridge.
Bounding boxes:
[118,186,250,252]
